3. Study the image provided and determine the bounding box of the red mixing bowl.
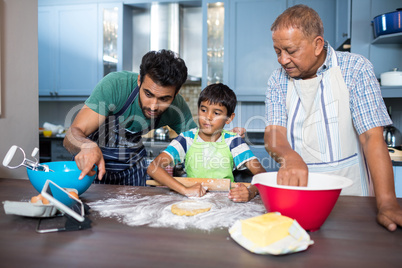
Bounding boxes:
[252,172,353,232]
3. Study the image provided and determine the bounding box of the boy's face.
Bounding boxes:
[198,101,234,137]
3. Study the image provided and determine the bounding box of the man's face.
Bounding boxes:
[272,27,323,79]
[138,74,177,119]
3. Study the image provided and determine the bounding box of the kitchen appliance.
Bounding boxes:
[3,145,51,172]
[154,126,170,141]
[130,2,202,80]
[384,125,402,148]
[373,9,402,38]
[381,69,402,86]
[252,172,353,231]
[383,106,402,148]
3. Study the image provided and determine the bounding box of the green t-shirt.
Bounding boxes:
[85,71,197,134]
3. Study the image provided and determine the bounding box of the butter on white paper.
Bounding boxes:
[229,217,314,255]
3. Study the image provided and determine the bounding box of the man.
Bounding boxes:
[264,5,402,231]
[64,49,196,186]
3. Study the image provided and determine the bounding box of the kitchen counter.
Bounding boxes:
[1,178,402,267]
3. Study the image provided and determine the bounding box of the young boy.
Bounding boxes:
[147,83,266,202]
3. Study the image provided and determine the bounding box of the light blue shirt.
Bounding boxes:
[265,42,392,135]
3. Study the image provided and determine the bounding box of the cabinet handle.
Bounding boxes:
[342,33,348,37]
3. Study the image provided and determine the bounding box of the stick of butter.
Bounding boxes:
[241,213,294,247]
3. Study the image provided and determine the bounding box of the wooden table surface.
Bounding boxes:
[1,178,402,268]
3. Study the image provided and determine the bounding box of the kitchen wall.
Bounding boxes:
[0,0,38,179]
[39,101,83,127]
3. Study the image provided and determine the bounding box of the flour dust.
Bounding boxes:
[87,188,266,231]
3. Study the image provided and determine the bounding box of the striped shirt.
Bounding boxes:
[164,128,257,170]
[265,42,392,135]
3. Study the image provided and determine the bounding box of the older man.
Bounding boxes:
[264,5,402,231]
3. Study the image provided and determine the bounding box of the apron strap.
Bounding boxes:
[115,86,139,117]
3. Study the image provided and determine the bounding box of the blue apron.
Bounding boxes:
[88,86,159,186]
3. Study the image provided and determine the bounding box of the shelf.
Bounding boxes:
[381,86,402,98]
[39,96,89,102]
[372,32,402,45]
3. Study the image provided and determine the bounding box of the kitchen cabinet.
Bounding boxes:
[351,0,402,97]
[38,1,126,99]
[335,0,351,49]
[38,4,99,97]
[249,145,280,172]
[372,33,402,98]
[372,31,402,99]
[227,0,286,100]
[204,0,349,101]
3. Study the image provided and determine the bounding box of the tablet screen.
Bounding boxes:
[41,180,85,222]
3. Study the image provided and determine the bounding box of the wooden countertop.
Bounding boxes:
[1,178,402,268]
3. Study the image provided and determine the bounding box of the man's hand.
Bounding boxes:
[63,105,107,181]
[277,151,309,186]
[377,202,402,231]
[74,142,106,180]
[264,125,308,186]
[359,127,402,231]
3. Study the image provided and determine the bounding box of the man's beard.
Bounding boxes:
[139,94,161,120]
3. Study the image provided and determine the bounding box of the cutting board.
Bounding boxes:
[389,148,402,162]
[146,177,250,191]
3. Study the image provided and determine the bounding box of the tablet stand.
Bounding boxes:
[36,203,92,233]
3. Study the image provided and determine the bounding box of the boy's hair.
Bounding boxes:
[198,83,237,116]
[139,49,188,94]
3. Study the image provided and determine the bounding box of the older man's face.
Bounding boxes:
[272,27,323,79]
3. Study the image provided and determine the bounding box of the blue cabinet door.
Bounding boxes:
[38,4,98,96]
[395,166,402,198]
[56,5,98,96]
[228,0,286,100]
[38,7,56,96]
[335,0,351,49]
[249,145,280,172]
[227,0,343,100]
[288,0,337,46]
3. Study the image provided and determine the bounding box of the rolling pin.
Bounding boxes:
[389,148,402,162]
[146,177,250,191]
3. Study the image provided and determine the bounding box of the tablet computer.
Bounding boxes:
[41,180,85,222]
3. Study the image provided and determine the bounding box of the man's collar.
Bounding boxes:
[317,41,332,75]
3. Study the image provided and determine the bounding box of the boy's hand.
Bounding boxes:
[228,183,256,202]
[184,183,207,197]
[231,127,246,138]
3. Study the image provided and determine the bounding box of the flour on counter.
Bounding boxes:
[87,188,266,231]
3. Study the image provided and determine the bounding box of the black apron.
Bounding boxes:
[88,86,159,186]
